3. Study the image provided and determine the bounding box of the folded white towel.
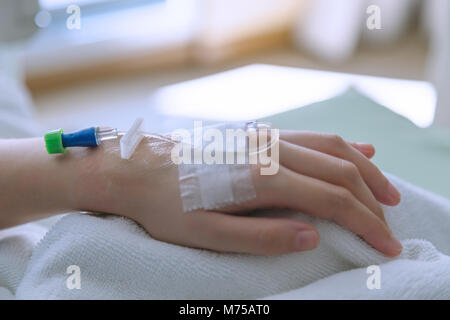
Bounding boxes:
[0,223,47,299]
[13,174,450,299]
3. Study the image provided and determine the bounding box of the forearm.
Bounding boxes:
[0,138,79,228]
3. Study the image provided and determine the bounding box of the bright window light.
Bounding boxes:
[152,64,437,128]
[39,0,115,10]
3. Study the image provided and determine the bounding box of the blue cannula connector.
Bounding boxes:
[61,127,98,148]
[44,127,118,154]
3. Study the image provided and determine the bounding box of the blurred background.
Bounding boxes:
[0,0,449,133]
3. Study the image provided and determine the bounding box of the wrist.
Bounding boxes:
[67,138,122,214]
[0,138,80,227]
[36,137,99,213]
[40,139,81,213]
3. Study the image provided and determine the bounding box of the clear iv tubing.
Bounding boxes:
[245,121,279,155]
[115,121,278,154]
[115,130,174,143]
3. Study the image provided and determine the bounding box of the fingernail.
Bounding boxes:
[356,143,374,155]
[385,236,403,257]
[387,183,401,204]
[296,230,318,251]
[356,143,373,151]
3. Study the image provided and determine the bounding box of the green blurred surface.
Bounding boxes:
[261,88,450,200]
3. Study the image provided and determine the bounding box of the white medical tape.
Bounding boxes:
[177,122,256,212]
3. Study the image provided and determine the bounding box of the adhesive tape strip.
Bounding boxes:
[177,122,257,212]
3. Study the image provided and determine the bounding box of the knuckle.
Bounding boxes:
[340,160,361,186]
[331,187,355,211]
[251,165,283,204]
[371,203,385,221]
[255,225,284,254]
[326,134,346,148]
[360,218,386,239]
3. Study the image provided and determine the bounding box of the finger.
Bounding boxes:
[280,131,401,205]
[279,167,402,257]
[182,211,320,255]
[349,142,375,158]
[279,140,386,224]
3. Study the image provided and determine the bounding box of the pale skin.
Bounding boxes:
[0,131,403,256]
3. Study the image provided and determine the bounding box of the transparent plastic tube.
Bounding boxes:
[95,127,119,144]
[245,121,279,155]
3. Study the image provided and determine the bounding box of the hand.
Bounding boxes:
[71,131,402,257]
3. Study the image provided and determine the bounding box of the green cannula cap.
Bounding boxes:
[44,128,66,154]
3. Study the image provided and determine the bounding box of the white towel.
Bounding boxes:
[0,223,47,299]
[12,173,450,299]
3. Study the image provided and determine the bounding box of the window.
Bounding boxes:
[39,0,159,12]
[26,0,196,79]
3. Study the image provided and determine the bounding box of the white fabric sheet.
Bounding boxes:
[10,174,450,299]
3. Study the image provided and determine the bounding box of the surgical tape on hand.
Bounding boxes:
[177,122,256,212]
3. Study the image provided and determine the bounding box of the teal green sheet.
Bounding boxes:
[260,89,450,200]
